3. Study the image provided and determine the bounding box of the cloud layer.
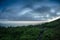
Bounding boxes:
[0,0,60,21]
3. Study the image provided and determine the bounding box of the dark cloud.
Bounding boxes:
[50,0,60,3]
[0,0,60,21]
[35,6,51,13]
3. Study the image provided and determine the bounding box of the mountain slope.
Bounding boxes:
[41,18,60,28]
[0,19,60,40]
[38,18,60,40]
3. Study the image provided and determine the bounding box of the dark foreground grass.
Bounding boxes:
[0,27,41,40]
[0,26,60,40]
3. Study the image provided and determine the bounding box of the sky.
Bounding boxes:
[0,0,60,21]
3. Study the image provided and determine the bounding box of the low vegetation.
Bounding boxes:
[0,19,60,40]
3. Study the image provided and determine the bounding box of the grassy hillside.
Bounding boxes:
[0,27,41,40]
[0,19,60,40]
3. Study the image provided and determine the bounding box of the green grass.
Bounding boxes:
[0,19,60,40]
[0,27,41,40]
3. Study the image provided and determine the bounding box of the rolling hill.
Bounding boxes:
[0,18,60,40]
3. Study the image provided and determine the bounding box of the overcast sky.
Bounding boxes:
[0,0,60,21]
